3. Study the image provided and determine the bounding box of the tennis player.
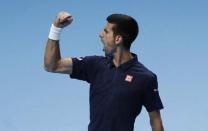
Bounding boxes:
[44,11,164,131]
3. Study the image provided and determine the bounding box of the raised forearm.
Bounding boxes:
[44,39,61,71]
[44,11,73,72]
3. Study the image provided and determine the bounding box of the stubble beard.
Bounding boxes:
[103,46,117,58]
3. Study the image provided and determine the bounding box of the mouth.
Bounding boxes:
[100,38,104,43]
[100,39,105,51]
[102,44,105,51]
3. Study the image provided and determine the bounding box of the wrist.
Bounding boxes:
[48,24,63,40]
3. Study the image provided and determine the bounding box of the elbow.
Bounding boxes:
[44,63,56,72]
[44,57,57,72]
[44,65,52,72]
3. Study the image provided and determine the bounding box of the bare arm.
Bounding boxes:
[44,11,73,74]
[44,39,73,74]
[148,110,164,131]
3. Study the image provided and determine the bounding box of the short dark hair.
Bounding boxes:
[107,14,139,50]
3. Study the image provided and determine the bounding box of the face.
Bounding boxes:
[99,22,117,56]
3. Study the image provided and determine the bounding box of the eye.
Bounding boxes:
[104,29,108,33]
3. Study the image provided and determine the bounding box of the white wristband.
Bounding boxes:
[48,24,63,40]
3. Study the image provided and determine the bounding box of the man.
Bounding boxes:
[44,11,164,131]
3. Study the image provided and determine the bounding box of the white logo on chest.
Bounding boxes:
[125,74,133,82]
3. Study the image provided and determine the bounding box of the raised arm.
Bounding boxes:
[44,11,73,74]
[148,110,164,131]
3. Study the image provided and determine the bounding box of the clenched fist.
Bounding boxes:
[53,11,73,28]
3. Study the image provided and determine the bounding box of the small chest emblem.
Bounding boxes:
[76,57,83,61]
[125,74,133,82]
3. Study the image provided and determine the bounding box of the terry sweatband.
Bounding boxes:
[48,24,63,40]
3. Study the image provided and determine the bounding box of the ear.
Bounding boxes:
[115,35,123,45]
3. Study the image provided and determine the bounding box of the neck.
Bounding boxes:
[112,48,133,67]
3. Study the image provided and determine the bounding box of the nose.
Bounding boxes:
[99,31,103,38]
